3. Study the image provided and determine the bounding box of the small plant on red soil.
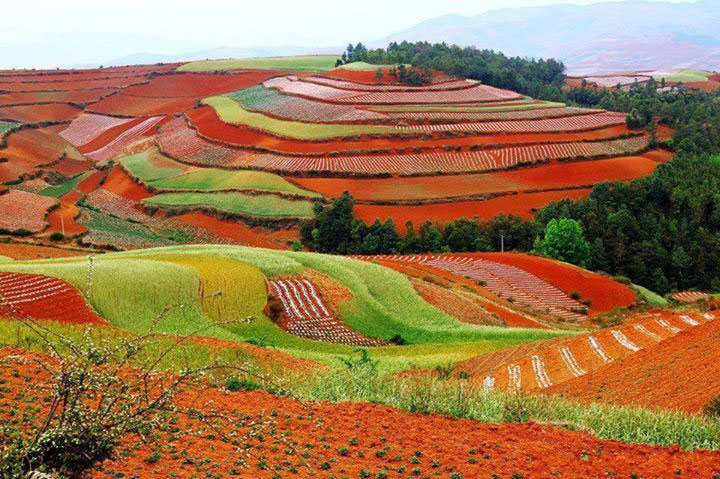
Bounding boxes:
[0,299,271,479]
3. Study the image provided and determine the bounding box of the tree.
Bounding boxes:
[536,218,591,267]
[374,68,384,81]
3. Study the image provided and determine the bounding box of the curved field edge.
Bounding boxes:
[0,245,569,371]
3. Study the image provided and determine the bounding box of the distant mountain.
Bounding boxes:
[373,0,720,74]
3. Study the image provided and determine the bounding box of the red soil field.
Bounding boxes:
[475,252,636,312]
[46,189,87,236]
[0,189,56,233]
[88,93,199,116]
[0,103,81,122]
[0,273,103,325]
[121,71,279,98]
[291,153,665,201]
[101,166,153,202]
[0,242,84,259]
[355,189,593,232]
[76,170,107,194]
[3,347,718,479]
[0,76,147,92]
[0,89,116,105]
[547,312,720,413]
[0,126,74,182]
[47,154,93,177]
[174,212,296,249]
[188,105,636,155]
[77,117,149,153]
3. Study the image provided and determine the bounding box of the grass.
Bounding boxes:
[177,55,340,72]
[0,245,569,371]
[3,318,717,451]
[650,69,712,83]
[120,149,321,198]
[632,283,669,307]
[368,100,565,113]
[143,192,316,218]
[40,171,92,198]
[204,96,399,139]
[290,367,720,450]
[79,208,176,250]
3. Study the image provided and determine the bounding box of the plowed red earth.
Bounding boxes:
[0,242,84,259]
[101,166,153,202]
[0,126,71,182]
[292,153,665,201]
[0,103,81,122]
[355,189,592,232]
[47,155,93,177]
[88,94,198,116]
[174,212,297,249]
[46,190,87,236]
[76,117,150,153]
[76,170,107,194]
[0,272,103,324]
[547,313,720,413]
[0,89,116,106]
[473,252,636,312]
[121,71,279,98]
[0,76,147,92]
[188,106,635,154]
[2,347,718,478]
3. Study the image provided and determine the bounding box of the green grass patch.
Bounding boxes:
[0,121,21,138]
[291,368,720,450]
[336,62,407,71]
[651,69,712,83]
[143,192,315,219]
[0,245,569,371]
[79,208,176,250]
[40,171,92,198]
[121,149,320,198]
[177,55,340,72]
[205,96,399,139]
[632,283,668,307]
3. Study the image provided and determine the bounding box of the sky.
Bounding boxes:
[0,0,699,68]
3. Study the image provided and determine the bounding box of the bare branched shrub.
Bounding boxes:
[0,296,281,479]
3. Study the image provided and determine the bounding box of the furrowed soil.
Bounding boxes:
[355,189,593,232]
[547,312,720,413]
[2,347,719,479]
[0,241,85,259]
[291,153,665,202]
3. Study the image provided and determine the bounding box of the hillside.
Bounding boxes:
[0,58,670,252]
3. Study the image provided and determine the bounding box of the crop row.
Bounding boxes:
[400,112,626,134]
[85,116,164,163]
[671,291,711,303]
[302,76,478,92]
[0,271,103,324]
[269,277,386,346]
[264,75,523,104]
[60,113,134,147]
[383,106,599,122]
[0,190,56,233]
[494,312,713,392]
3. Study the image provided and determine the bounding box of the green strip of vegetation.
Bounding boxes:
[39,171,92,198]
[204,96,399,139]
[177,55,340,72]
[120,149,320,198]
[143,191,316,218]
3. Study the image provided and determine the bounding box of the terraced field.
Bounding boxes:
[0,56,670,251]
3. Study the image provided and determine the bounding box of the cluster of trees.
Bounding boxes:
[300,193,535,255]
[302,152,720,294]
[346,41,567,99]
[535,154,720,294]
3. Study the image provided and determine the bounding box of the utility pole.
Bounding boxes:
[61,215,65,236]
[501,234,504,253]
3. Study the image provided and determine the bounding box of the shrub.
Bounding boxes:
[502,394,530,423]
[49,232,65,242]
